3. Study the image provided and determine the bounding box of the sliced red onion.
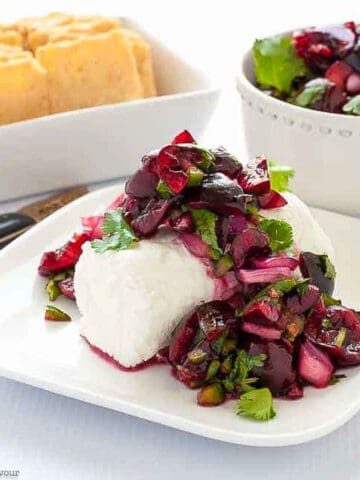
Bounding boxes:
[251,255,299,270]
[298,339,334,388]
[235,267,293,284]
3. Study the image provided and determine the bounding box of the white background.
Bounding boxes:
[1,1,360,478]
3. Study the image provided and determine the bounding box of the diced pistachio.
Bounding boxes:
[220,355,233,375]
[206,360,221,380]
[187,348,207,365]
[45,279,61,301]
[334,327,347,347]
[186,166,204,187]
[197,383,225,406]
[222,338,237,356]
[45,305,71,322]
[156,179,173,199]
[215,253,235,277]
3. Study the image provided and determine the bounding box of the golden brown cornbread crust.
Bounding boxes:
[0,13,156,124]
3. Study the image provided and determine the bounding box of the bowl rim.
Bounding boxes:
[236,40,360,122]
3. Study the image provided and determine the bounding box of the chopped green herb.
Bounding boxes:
[343,94,360,115]
[223,350,266,393]
[190,208,223,260]
[329,374,347,385]
[156,179,173,199]
[237,387,276,421]
[259,219,294,252]
[253,36,308,94]
[319,255,336,280]
[91,208,139,254]
[269,160,295,193]
[323,293,342,307]
[295,79,328,107]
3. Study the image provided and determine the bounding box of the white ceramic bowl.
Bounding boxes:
[236,49,360,216]
[0,17,220,203]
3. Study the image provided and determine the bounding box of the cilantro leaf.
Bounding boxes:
[269,160,295,193]
[259,219,294,252]
[237,388,276,421]
[319,255,336,280]
[295,79,328,108]
[253,36,308,94]
[343,94,360,115]
[91,208,138,253]
[224,350,266,393]
[190,208,223,260]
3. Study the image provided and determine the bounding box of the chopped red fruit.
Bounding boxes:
[231,228,270,267]
[169,311,199,363]
[294,25,355,71]
[81,215,104,240]
[210,147,243,179]
[346,71,360,94]
[325,60,353,88]
[258,191,288,209]
[305,306,360,366]
[237,154,270,195]
[131,199,172,236]
[243,298,281,323]
[38,233,89,276]
[125,167,158,198]
[241,321,282,340]
[58,276,76,300]
[286,284,321,314]
[197,301,235,342]
[248,341,297,397]
[171,129,196,144]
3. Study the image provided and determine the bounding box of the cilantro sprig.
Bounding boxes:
[237,388,276,421]
[91,208,139,253]
[223,350,266,394]
[259,218,294,253]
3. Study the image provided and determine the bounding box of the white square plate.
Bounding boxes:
[0,18,220,202]
[0,184,360,447]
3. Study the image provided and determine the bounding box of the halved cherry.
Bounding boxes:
[231,228,270,267]
[258,190,288,209]
[237,155,270,195]
[298,339,334,388]
[305,305,360,366]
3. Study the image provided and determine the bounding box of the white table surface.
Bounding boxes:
[2,1,360,478]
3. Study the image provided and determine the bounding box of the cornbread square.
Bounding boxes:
[27,15,121,52]
[15,12,74,49]
[36,29,143,114]
[123,29,156,97]
[0,47,49,124]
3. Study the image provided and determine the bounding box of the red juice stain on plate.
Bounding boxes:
[82,335,169,372]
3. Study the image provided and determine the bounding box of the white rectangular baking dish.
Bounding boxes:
[0,17,221,202]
